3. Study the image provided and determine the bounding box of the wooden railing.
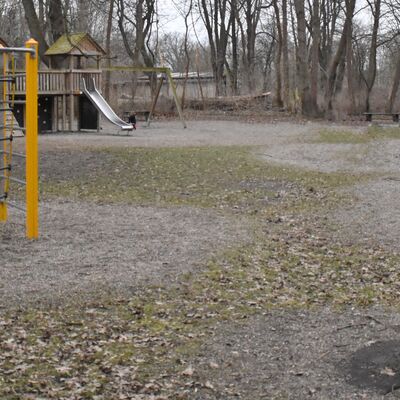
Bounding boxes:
[14,69,102,95]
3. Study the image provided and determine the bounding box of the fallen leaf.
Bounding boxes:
[380,367,396,376]
[181,366,194,376]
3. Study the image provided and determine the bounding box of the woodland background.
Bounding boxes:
[1,0,400,118]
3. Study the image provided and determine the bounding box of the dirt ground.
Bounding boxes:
[2,118,400,399]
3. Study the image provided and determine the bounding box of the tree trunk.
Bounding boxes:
[310,0,320,115]
[281,0,290,108]
[365,0,381,112]
[104,0,114,102]
[77,0,90,32]
[48,0,65,42]
[231,2,239,95]
[386,56,400,113]
[324,0,356,115]
[293,0,315,116]
[200,0,232,96]
[346,11,356,113]
[273,0,283,108]
[181,0,193,109]
[21,0,49,63]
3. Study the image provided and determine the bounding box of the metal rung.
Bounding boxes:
[0,166,11,172]
[0,150,26,158]
[0,175,25,185]
[0,100,26,105]
[0,108,13,112]
[0,194,7,201]
[0,125,25,131]
[6,201,25,212]
[0,135,24,142]
[0,47,35,55]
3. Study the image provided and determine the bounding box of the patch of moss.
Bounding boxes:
[41,146,363,212]
[314,126,400,144]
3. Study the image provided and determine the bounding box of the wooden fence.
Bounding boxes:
[14,69,101,95]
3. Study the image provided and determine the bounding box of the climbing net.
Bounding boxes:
[0,40,38,239]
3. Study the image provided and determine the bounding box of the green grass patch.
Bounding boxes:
[42,146,363,212]
[315,126,400,144]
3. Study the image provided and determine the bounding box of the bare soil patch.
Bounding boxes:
[193,308,400,399]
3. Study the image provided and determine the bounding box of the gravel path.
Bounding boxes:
[36,120,320,150]
[264,138,400,174]
[1,202,248,307]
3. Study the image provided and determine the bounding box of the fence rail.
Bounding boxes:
[14,69,101,95]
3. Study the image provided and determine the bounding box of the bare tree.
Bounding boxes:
[293,0,316,116]
[235,0,262,92]
[21,0,51,61]
[364,0,381,112]
[272,0,283,107]
[310,0,320,114]
[324,0,356,115]
[281,0,290,108]
[104,0,114,101]
[198,0,233,95]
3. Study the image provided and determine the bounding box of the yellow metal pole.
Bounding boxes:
[0,51,7,222]
[25,39,38,239]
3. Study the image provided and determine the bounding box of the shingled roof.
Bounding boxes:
[0,38,8,47]
[45,33,105,56]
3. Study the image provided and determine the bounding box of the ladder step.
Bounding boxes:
[0,125,25,131]
[0,150,26,158]
[0,100,26,105]
[0,175,25,185]
[0,108,13,112]
[0,166,11,172]
[6,201,25,212]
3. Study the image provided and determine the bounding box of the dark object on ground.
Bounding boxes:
[128,113,136,129]
[347,339,400,394]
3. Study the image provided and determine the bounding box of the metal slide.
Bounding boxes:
[82,78,134,131]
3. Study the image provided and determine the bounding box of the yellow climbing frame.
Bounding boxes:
[0,39,38,239]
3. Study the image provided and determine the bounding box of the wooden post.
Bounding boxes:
[146,75,164,127]
[53,96,58,132]
[69,56,74,131]
[62,94,66,131]
[166,69,186,128]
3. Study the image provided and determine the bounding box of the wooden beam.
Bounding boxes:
[166,69,186,129]
[146,75,164,127]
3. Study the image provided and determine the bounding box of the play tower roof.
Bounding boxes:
[45,33,105,56]
[0,38,8,47]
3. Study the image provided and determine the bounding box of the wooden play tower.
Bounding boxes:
[13,33,105,132]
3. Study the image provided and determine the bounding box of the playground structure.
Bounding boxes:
[104,66,187,129]
[12,33,106,132]
[0,39,39,239]
[8,33,185,133]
